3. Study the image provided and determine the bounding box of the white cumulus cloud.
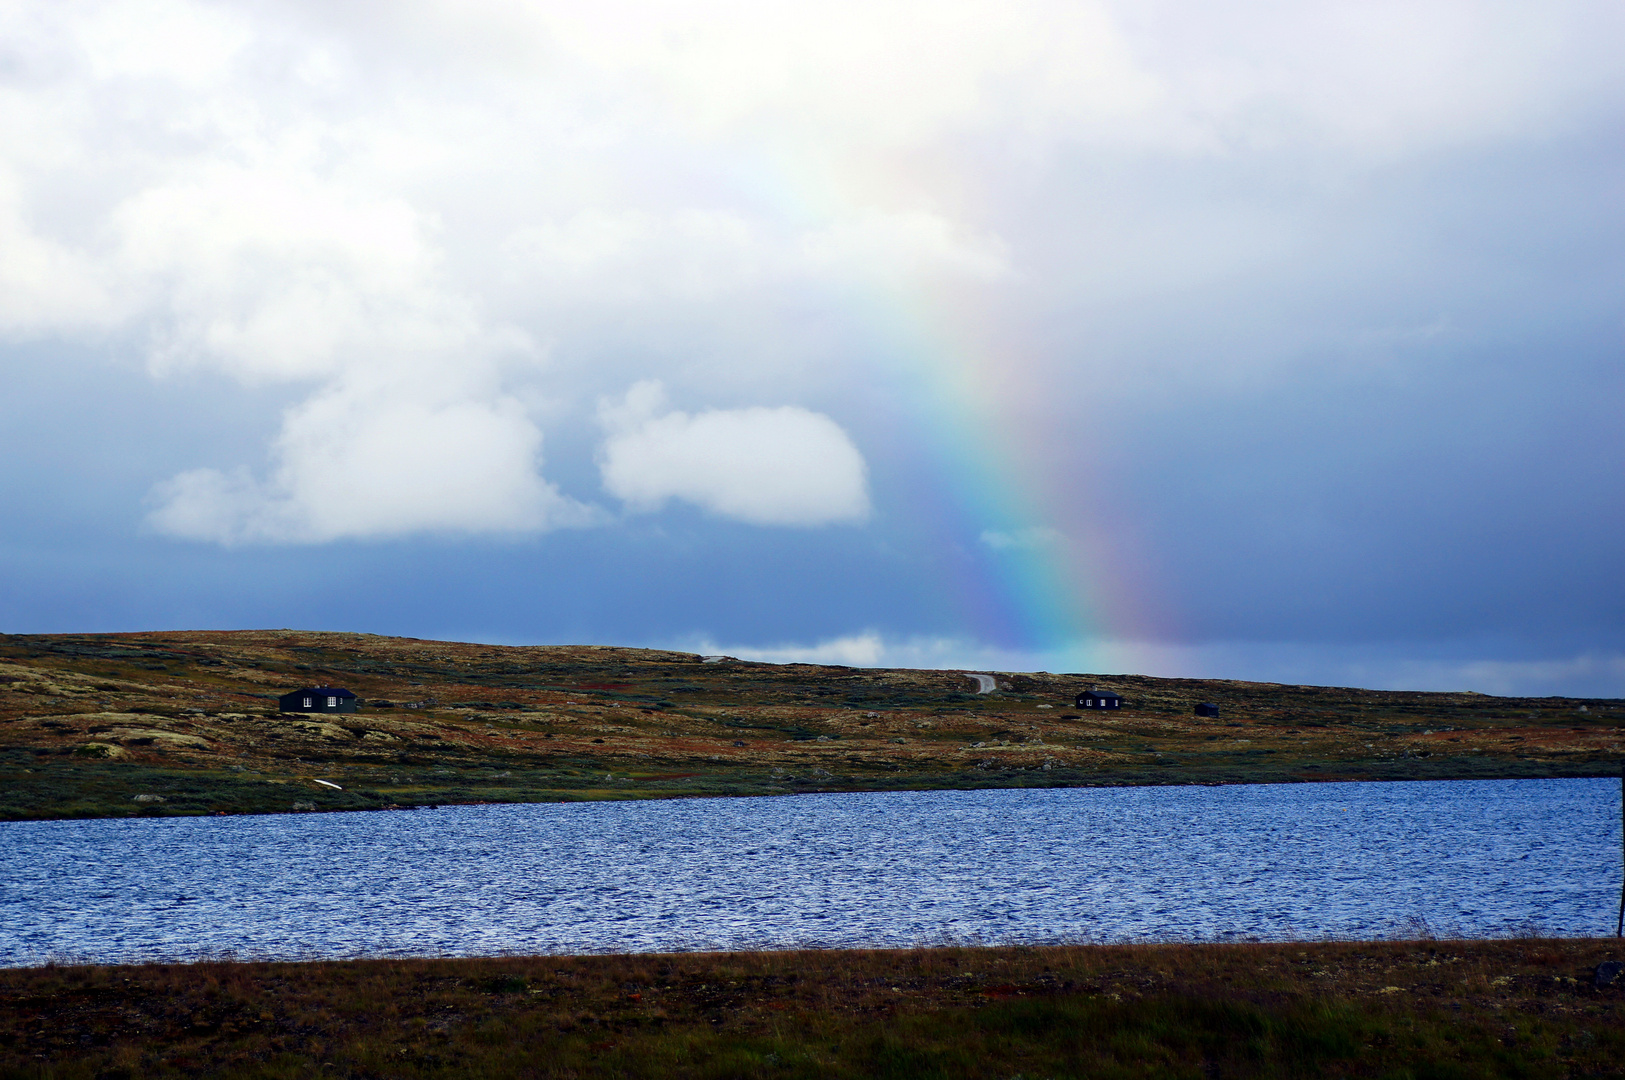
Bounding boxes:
[148,383,598,544]
[598,381,870,527]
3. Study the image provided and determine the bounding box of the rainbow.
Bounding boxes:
[743,148,1170,671]
[879,281,1128,669]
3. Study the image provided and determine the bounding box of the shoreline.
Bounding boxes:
[7,928,1624,974]
[2,756,1617,824]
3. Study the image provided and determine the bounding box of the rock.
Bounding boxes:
[1596,961,1623,987]
[131,794,165,803]
[104,727,212,749]
[291,800,316,811]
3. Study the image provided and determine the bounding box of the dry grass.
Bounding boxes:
[3,939,1624,1078]
[2,630,1621,821]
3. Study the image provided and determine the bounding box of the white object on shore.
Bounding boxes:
[312,779,343,790]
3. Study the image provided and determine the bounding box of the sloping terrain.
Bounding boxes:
[0,630,1618,819]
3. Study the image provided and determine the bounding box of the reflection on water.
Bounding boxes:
[1,778,1619,966]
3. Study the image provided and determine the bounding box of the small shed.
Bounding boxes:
[1076,690,1123,710]
[1194,702,1220,718]
[279,687,359,714]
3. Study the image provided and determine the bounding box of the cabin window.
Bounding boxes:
[302,697,312,708]
[327,696,337,708]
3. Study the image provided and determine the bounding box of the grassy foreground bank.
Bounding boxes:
[3,940,1623,1079]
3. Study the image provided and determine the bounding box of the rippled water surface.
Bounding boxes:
[3,778,1620,965]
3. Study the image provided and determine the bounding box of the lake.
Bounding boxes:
[2,777,1620,966]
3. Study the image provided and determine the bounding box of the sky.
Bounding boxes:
[1,0,1622,697]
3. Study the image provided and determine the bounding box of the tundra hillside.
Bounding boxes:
[0,631,1619,820]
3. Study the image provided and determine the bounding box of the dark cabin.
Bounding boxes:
[1194,702,1220,718]
[279,687,359,714]
[1076,690,1123,710]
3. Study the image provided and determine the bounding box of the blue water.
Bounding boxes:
[1,778,1620,966]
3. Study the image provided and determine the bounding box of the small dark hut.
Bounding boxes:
[1076,689,1122,710]
[1194,702,1221,718]
[279,687,359,714]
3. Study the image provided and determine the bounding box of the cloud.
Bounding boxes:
[981,526,1064,551]
[682,631,1075,672]
[1321,653,1625,700]
[678,631,1625,698]
[1,0,1621,687]
[148,383,598,544]
[799,211,1012,286]
[598,381,870,527]
[705,632,892,667]
[3,1,1615,423]
[116,161,599,543]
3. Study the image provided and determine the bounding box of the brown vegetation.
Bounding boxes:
[3,940,1622,1078]
[0,630,1620,819]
